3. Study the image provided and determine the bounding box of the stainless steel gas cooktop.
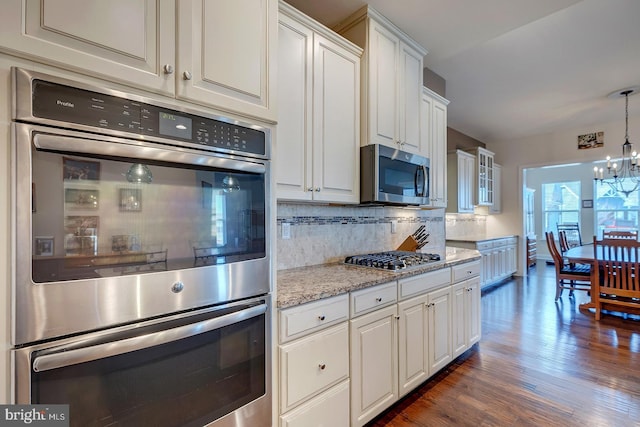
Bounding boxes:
[344,250,442,271]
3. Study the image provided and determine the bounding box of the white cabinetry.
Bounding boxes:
[422,87,449,207]
[471,147,495,206]
[2,0,277,122]
[350,283,398,427]
[276,3,361,203]
[397,268,450,396]
[176,0,277,121]
[448,238,517,289]
[279,294,350,426]
[451,262,481,358]
[447,150,476,213]
[490,163,502,214]
[336,6,428,155]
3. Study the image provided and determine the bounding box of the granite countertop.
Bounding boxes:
[446,234,518,243]
[277,247,480,309]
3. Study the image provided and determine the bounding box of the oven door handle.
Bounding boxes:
[32,132,266,174]
[32,303,267,372]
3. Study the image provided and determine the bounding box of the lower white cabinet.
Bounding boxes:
[278,260,482,426]
[280,380,350,427]
[452,275,481,358]
[278,295,350,426]
[427,286,453,374]
[448,238,517,289]
[350,303,398,427]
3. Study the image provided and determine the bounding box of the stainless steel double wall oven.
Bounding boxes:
[10,68,272,427]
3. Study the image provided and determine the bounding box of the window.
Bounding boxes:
[542,181,581,232]
[594,183,640,237]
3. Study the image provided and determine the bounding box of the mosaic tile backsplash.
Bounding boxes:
[277,203,446,270]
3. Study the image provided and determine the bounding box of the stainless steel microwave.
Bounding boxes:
[360,144,430,206]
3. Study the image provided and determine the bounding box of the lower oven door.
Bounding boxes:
[12,296,271,427]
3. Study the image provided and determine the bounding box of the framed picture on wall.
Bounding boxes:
[63,157,101,181]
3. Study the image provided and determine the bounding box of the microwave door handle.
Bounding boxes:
[421,165,428,197]
[414,166,426,197]
[32,303,266,372]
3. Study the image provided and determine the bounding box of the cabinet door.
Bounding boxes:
[490,164,502,213]
[367,19,399,147]
[427,286,452,375]
[177,0,277,122]
[397,294,429,397]
[467,276,482,346]
[2,0,175,95]
[276,14,313,201]
[451,282,467,358]
[459,153,475,213]
[480,251,491,288]
[399,42,423,154]
[431,97,448,207]
[350,305,398,427]
[312,34,360,203]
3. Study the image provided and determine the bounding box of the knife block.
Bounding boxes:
[397,236,419,252]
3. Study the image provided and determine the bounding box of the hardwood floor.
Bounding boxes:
[368,263,640,426]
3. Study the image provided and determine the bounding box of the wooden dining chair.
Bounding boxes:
[602,230,638,240]
[592,236,640,320]
[545,231,591,301]
[557,223,582,247]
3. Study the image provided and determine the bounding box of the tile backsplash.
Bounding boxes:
[445,213,487,239]
[277,203,446,270]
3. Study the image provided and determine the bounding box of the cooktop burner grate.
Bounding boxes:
[344,250,441,271]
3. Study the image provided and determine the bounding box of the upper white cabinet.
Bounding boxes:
[490,163,502,214]
[1,0,277,122]
[471,147,495,206]
[276,2,362,203]
[422,87,449,207]
[335,6,428,155]
[1,0,175,94]
[177,0,277,121]
[447,150,476,213]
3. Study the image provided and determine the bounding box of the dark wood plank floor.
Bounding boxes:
[368,263,640,426]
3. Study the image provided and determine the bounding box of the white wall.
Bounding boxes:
[487,112,640,273]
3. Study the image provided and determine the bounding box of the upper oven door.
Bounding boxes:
[12,123,271,345]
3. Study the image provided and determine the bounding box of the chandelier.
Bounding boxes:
[594,87,639,197]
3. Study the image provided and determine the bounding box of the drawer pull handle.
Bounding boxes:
[319,364,326,370]
[375,297,382,302]
[318,315,326,321]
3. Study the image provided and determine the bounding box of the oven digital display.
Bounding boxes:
[158,111,192,139]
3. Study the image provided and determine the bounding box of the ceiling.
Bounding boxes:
[284,0,640,143]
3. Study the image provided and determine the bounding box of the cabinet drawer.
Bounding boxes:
[280,380,350,427]
[477,241,493,251]
[280,323,350,412]
[398,267,451,300]
[279,294,349,343]
[452,260,481,282]
[351,281,397,317]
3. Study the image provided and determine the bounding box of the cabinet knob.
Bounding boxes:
[375,297,382,302]
[163,64,174,75]
[318,315,325,321]
[318,363,326,370]
[315,187,321,192]
[307,187,314,192]
[183,70,192,80]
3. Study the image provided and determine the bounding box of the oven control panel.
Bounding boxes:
[29,79,266,156]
